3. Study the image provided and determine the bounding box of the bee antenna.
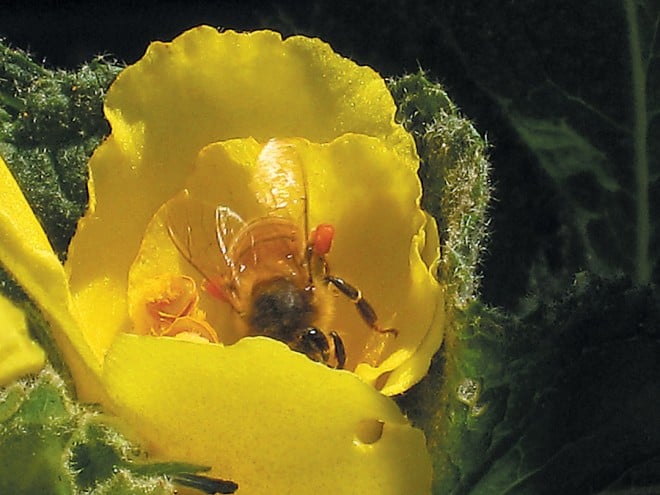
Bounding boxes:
[299,158,310,242]
[296,153,313,282]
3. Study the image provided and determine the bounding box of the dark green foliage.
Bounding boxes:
[434,0,660,293]
[389,37,660,494]
[0,369,144,495]
[0,372,75,495]
[0,39,120,258]
[402,276,660,494]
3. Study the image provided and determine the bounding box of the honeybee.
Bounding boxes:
[163,140,395,368]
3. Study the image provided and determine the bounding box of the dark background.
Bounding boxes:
[0,0,628,308]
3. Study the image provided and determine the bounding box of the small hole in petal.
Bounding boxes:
[354,419,384,445]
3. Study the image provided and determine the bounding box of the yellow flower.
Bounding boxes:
[0,292,45,386]
[0,158,45,386]
[0,27,444,494]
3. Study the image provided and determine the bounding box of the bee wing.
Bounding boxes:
[252,140,309,235]
[215,205,249,277]
[163,189,246,284]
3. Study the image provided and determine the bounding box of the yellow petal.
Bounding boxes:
[128,135,442,392]
[297,135,444,392]
[0,294,45,385]
[66,137,153,360]
[66,27,416,360]
[375,214,444,396]
[0,156,103,399]
[106,26,413,161]
[104,333,432,495]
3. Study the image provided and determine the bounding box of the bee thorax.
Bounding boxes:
[248,277,315,339]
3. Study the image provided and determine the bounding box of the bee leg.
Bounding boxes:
[330,331,346,369]
[304,244,331,287]
[173,472,238,494]
[325,276,398,336]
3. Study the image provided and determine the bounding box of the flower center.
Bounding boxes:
[130,273,220,343]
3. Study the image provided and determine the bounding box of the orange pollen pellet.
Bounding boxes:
[311,223,335,255]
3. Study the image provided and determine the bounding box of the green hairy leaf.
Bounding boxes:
[388,72,491,307]
[0,368,172,495]
[0,40,120,258]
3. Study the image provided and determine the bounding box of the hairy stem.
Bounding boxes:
[624,0,651,284]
